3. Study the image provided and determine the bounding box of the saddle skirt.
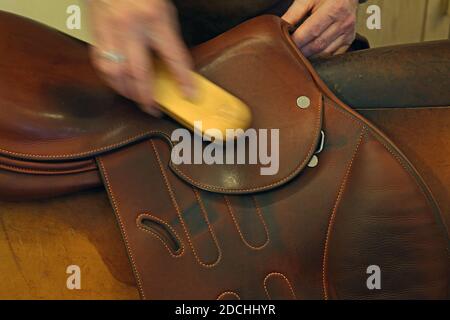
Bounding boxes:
[0,13,448,299]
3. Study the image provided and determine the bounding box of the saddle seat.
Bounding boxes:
[0,12,323,199]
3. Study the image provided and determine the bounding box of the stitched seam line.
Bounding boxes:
[224,195,269,250]
[328,97,363,126]
[193,188,222,266]
[170,96,323,193]
[367,131,442,217]
[150,140,218,268]
[367,130,449,284]
[252,196,270,249]
[324,100,443,297]
[217,291,241,300]
[263,272,297,300]
[0,163,96,175]
[136,213,185,258]
[330,100,444,246]
[322,127,366,300]
[0,131,163,159]
[97,157,146,299]
[330,96,440,216]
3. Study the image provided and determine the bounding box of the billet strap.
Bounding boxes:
[97,141,158,299]
[96,139,224,300]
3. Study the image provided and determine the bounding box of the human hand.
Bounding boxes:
[283,0,359,58]
[89,0,194,116]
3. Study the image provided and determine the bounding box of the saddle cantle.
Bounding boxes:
[0,13,448,299]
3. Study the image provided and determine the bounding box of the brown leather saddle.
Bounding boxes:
[0,13,448,299]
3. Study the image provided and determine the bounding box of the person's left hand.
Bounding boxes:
[283,0,359,58]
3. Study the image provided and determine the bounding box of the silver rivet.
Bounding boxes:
[297,96,311,109]
[308,155,319,168]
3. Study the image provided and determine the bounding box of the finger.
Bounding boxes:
[292,7,335,48]
[282,0,311,25]
[149,24,195,99]
[90,16,129,98]
[91,51,130,100]
[91,18,155,117]
[300,22,342,57]
[333,45,350,56]
[313,34,351,58]
[128,48,162,118]
[122,36,158,112]
[95,52,161,117]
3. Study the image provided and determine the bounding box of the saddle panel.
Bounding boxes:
[97,96,449,299]
[100,18,446,299]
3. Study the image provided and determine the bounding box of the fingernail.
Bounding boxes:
[182,84,197,101]
[141,104,162,118]
[148,108,163,118]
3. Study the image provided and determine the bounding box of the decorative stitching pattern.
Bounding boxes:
[263,272,297,300]
[223,195,270,250]
[192,188,222,265]
[2,97,323,193]
[331,96,441,213]
[151,140,220,268]
[322,127,366,300]
[97,157,146,299]
[252,196,270,245]
[217,291,241,300]
[328,97,438,217]
[329,99,443,245]
[136,213,185,258]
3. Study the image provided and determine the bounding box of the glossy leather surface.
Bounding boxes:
[1,11,447,198]
[1,106,447,300]
[0,13,167,160]
[0,13,322,194]
[0,13,448,299]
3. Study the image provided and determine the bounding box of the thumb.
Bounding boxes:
[282,0,311,25]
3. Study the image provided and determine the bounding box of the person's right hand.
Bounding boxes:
[89,0,194,116]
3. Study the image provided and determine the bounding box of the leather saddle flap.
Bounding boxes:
[171,16,323,193]
[0,14,322,194]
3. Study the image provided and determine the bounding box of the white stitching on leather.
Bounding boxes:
[170,97,324,193]
[136,213,185,258]
[217,291,241,300]
[223,195,270,250]
[193,188,223,266]
[0,131,164,159]
[97,157,146,300]
[322,127,366,300]
[263,272,297,300]
[151,140,221,268]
